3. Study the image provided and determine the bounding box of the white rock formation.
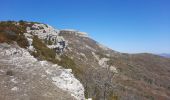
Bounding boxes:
[0,43,85,100]
[60,29,88,37]
[25,23,67,53]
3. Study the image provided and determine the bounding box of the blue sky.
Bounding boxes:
[0,0,170,53]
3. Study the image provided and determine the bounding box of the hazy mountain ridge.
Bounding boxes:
[158,53,170,58]
[0,21,170,100]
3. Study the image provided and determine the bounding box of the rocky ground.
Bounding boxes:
[0,43,84,100]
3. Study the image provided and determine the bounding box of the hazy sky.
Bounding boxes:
[0,0,170,53]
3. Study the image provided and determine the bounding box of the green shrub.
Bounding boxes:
[59,55,82,77]
[44,39,53,45]
[96,52,108,59]
[6,70,13,76]
[19,20,26,25]
[32,36,57,61]
[16,35,29,48]
[108,93,119,100]
[143,76,153,84]
[0,21,29,48]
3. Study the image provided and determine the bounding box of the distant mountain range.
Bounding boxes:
[159,53,170,58]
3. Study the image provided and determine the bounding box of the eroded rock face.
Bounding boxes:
[25,23,67,53]
[0,43,85,100]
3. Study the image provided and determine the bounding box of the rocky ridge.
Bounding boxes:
[0,21,170,100]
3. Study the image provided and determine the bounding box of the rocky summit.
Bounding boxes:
[0,21,170,100]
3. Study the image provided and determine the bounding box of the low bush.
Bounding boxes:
[32,36,56,61]
[59,55,82,76]
[0,21,29,48]
[6,70,13,76]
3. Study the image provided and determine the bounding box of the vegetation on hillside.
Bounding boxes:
[32,35,56,61]
[0,20,34,48]
[32,35,83,80]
